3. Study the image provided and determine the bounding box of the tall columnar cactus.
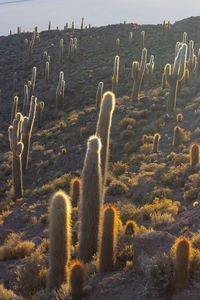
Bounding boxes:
[146,55,154,86]
[153,133,161,153]
[37,101,44,129]
[71,21,75,34]
[129,32,133,44]
[175,42,181,58]
[197,49,200,77]
[141,30,145,50]
[78,136,102,263]
[68,38,74,59]
[96,92,115,186]
[73,37,77,56]
[70,177,81,207]
[8,116,24,198]
[96,82,103,116]
[131,48,147,101]
[112,56,119,96]
[190,143,200,167]
[98,204,118,273]
[30,66,36,96]
[22,96,37,171]
[70,260,85,300]
[56,71,65,110]
[45,61,49,83]
[182,32,187,44]
[165,43,188,113]
[22,85,29,115]
[48,20,51,30]
[59,39,64,64]
[81,17,84,30]
[173,126,183,146]
[28,33,35,60]
[161,71,166,89]
[174,237,191,291]
[47,190,71,291]
[43,51,48,73]
[186,40,197,74]
[11,96,18,123]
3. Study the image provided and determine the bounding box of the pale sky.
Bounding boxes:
[0,0,200,35]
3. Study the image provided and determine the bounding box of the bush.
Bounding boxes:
[111,161,128,177]
[119,118,136,130]
[0,284,24,300]
[107,179,129,195]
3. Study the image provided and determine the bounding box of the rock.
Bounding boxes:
[133,231,176,275]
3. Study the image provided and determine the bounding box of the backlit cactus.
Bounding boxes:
[22,96,37,171]
[165,43,187,113]
[56,71,65,110]
[8,116,24,198]
[96,92,115,186]
[153,133,161,153]
[48,20,51,30]
[37,101,44,128]
[131,48,147,101]
[125,220,137,236]
[81,17,84,30]
[78,136,102,263]
[70,177,81,207]
[98,204,118,273]
[174,237,191,291]
[59,39,64,64]
[47,190,71,291]
[112,56,119,96]
[146,55,154,86]
[186,40,197,74]
[129,32,133,44]
[177,113,183,122]
[96,82,103,116]
[30,66,36,96]
[141,31,145,51]
[45,61,49,83]
[11,96,18,123]
[190,143,200,167]
[70,260,85,300]
[22,85,29,115]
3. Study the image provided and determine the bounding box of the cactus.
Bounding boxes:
[131,48,147,101]
[56,71,65,110]
[30,66,36,96]
[161,71,167,89]
[96,82,103,116]
[70,177,81,207]
[68,38,74,59]
[174,237,191,291]
[190,143,200,167]
[112,56,119,96]
[37,101,44,128]
[96,92,115,186]
[153,133,161,153]
[71,21,75,34]
[129,32,133,44]
[78,136,102,263]
[173,126,185,146]
[98,204,118,273]
[81,17,84,30]
[47,190,71,291]
[22,96,37,171]
[48,20,51,30]
[43,51,48,73]
[165,43,187,113]
[186,40,197,74]
[8,116,24,198]
[70,260,85,300]
[11,96,18,123]
[28,33,35,60]
[22,85,29,115]
[182,32,187,44]
[146,55,154,86]
[177,113,183,122]
[73,38,77,56]
[125,220,137,236]
[116,38,120,47]
[141,31,145,51]
[59,39,64,64]
[45,61,49,83]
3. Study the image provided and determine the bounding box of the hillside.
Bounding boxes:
[1,16,200,299]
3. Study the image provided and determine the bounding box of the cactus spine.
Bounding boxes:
[112,56,119,96]
[11,96,18,123]
[47,190,71,291]
[70,177,81,207]
[131,48,147,101]
[22,96,37,171]
[96,92,115,186]
[8,116,24,198]
[153,133,161,153]
[190,143,200,167]
[78,136,102,263]
[56,71,65,110]
[174,237,191,291]
[70,260,85,300]
[146,55,154,86]
[96,82,103,116]
[165,44,187,113]
[98,204,118,273]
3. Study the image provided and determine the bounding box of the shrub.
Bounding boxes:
[119,118,136,130]
[111,161,128,177]
[107,179,129,195]
[0,284,23,300]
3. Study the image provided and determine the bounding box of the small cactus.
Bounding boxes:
[131,48,147,101]
[190,143,200,167]
[47,190,71,291]
[174,237,191,291]
[153,133,161,153]
[173,126,184,146]
[70,260,85,300]
[96,82,103,116]
[177,113,183,122]
[98,204,118,273]
[125,220,137,236]
[70,177,81,207]
[112,56,119,96]
[78,136,102,263]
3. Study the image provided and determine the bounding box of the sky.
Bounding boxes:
[0,0,200,35]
